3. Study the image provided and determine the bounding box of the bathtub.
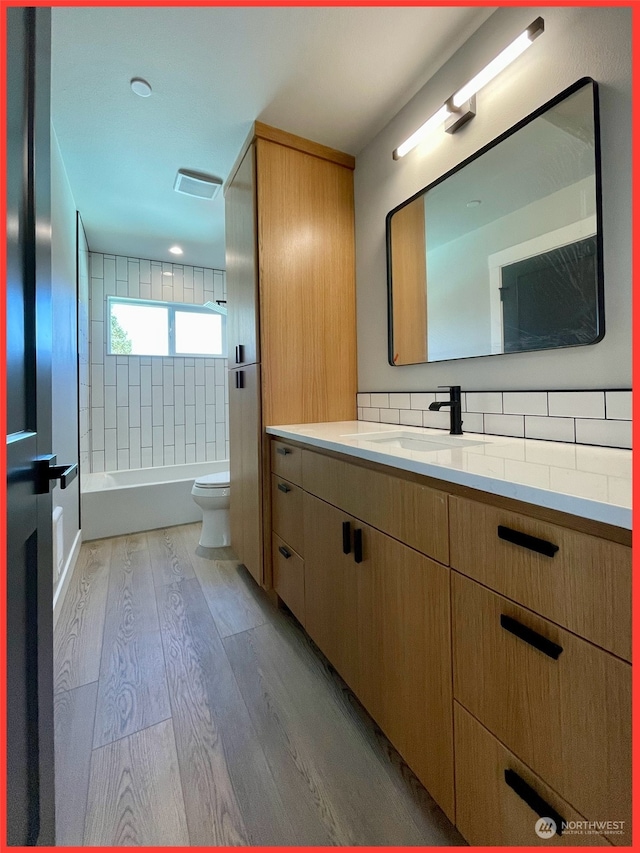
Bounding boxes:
[81,460,229,541]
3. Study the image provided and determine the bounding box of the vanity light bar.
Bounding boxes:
[393,17,544,160]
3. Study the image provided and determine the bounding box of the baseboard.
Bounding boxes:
[53,529,82,629]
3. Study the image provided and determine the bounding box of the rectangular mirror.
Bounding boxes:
[387,78,603,365]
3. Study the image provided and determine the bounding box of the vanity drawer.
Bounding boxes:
[271,439,303,486]
[272,533,305,626]
[449,496,631,660]
[302,449,449,564]
[452,572,631,832]
[271,474,304,556]
[454,702,614,847]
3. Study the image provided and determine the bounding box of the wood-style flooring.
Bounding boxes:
[54,522,465,846]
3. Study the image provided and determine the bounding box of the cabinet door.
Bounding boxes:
[361,525,455,823]
[229,364,262,584]
[225,143,259,366]
[303,492,360,692]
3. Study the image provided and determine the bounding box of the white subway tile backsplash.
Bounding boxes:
[380,408,400,424]
[139,259,150,284]
[141,447,153,469]
[163,365,174,405]
[575,418,632,449]
[605,391,632,420]
[152,386,163,426]
[91,451,105,473]
[151,358,163,386]
[524,416,575,443]
[195,395,206,425]
[422,409,450,430]
[174,386,185,425]
[503,392,547,416]
[91,365,104,407]
[91,409,105,450]
[215,421,226,450]
[548,391,605,419]
[116,256,128,281]
[104,429,117,471]
[466,392,502,414]
[410,392,435,410]
[128,357,140,386]
[370,393,389,408]
[140,366,152,406]
[117,448,129,469]
[361,408,380,422]
[129,428,141,469]
[164,446,175,466]
[90,253,103,278]
[358,387,630,450]
[482,414,524,438]
[152,426,164,466]
[461,412,484,433]
[129,386,141,427]
[399,409,422,426]
[116,365,129,406]
[205,407,216,441]
[185,444,196,464]
[389,393,411,410]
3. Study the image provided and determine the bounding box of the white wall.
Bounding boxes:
[355,6,631,391]
[50,125,80,592]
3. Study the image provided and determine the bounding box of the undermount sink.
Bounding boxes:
[340,430,485,453]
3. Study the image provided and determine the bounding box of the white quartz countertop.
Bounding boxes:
[266,421,632,529]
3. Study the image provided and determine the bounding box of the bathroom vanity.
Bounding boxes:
[266,421,631,847]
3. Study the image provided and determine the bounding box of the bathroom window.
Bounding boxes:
[107,297,226,357]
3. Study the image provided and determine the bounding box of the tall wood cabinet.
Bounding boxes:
[225,122,357,585]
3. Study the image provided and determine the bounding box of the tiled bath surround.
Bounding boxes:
[357,390,632,450]
[88,252,228,472]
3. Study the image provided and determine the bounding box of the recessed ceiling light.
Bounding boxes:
[466,199,482,208]
[169,246,183,255]
[130,77,152,97]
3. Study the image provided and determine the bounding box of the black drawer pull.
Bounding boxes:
[235,344,245,364]
[276,446,291,456]
[235,370,244,389]
[498,525,559,557]
[500,614,563,660]
[353,528,363,564]
[277,482,291,493]
[342,521,351,555]
[504,769,565,836]
[278,545,291,559]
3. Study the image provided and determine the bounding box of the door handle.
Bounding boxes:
[35,455,78,494]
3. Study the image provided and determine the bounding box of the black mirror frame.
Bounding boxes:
[386,77,604,366]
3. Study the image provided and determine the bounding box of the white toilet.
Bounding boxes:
[191,471,230,548]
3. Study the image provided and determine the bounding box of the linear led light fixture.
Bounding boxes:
[393,17,544,159]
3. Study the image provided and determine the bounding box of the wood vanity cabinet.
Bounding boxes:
[269,438,631,846]
[225,123,357,585]
[285,448,455,823]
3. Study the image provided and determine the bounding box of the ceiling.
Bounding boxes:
[51,5,495,270]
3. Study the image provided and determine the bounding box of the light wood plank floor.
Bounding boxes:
[54,522,465,846]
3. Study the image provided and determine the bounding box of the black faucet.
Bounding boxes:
[428,385,463,435]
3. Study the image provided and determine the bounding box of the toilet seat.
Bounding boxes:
[195,471,230,488]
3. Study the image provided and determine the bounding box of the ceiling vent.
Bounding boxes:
[174,169,222,200]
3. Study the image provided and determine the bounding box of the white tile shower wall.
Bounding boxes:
[356,390,632,450]
[89,252,228,472]
[78,219,90,486]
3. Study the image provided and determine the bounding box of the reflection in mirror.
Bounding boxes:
[387,79,603,365]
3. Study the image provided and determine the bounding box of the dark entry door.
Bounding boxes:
[501,236,598,353]
[6,7,55,845]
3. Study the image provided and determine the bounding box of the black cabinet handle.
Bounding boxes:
[353,528,363,564]
[235,344,245,364]
[278,545,291,559]
[500,614,563,660]
[498,525,559,558]
[342,521,351,555]
[235,370,244,389]
[277,482,291,493]
[276,446,291,456]
[504,769,565,836]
